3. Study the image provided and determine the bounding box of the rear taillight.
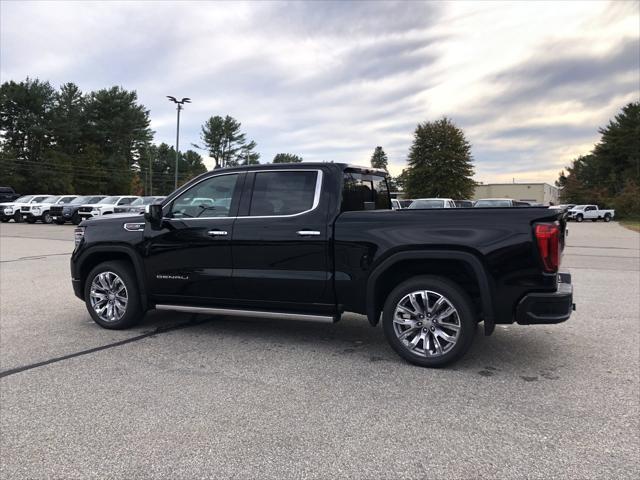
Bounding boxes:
[535,223,560,273]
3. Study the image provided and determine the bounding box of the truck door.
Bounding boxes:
[143,172,245,304]
[231,169,330,305]
[584,205,597,219]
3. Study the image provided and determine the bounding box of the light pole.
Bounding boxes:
[166,96,191,190]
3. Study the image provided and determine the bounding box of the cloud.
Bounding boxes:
[1,0,638,182]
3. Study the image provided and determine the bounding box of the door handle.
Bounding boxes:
[297,230,321,236]
[208,230,228,236]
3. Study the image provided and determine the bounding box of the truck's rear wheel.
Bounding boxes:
[382,276,476,367]
[84,261,142,329]
[604,214,611,222]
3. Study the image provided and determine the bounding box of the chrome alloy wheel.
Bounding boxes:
[392,290,461,357]
[89,271,128,323]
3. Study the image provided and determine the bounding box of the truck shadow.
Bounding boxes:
[134,310,562,373]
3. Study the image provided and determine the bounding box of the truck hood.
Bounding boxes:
[82,212,143,224]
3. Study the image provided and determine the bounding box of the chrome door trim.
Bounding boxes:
[208,230,228,236]
[155,304,336,323]
[297,230,321,236]
[161,169,324,221]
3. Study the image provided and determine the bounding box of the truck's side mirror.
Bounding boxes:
[144,204,163,228]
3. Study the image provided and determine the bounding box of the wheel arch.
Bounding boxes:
[76,245,148,310]
[366,250,496,335]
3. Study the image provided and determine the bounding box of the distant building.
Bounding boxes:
[473,183,559,205]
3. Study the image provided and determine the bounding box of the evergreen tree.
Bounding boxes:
[559,102,640,217]
[273,153,303,163]
[404,117,476,199]
[83,86,153,193]
[239,141,260,165]
[370,146,389,172]
[199,115,251,168]
[0,78,56,192]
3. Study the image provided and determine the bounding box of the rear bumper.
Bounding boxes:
[516,272,574,325]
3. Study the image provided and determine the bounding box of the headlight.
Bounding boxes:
[3,208,12,214]
[74,226,85,246]
[32,207,41,214]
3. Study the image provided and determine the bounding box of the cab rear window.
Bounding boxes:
[341,171,390,212]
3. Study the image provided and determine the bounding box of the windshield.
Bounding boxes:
[475,200,512,207]
[97,196,119,205]
[409,199,445,209]
[572,205,586,210]
[13,195,34,203]
[70,196,91,204]
[33,196,53,203]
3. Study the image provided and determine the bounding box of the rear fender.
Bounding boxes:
[366,250,496,335]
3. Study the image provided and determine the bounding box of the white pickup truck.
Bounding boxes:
[568,205,615,222]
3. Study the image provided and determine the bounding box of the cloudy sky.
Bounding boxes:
[1,1,638,182]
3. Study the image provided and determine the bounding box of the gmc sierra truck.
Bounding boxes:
[71,163,574,367]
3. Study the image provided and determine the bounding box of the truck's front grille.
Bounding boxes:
[50,206,64,215]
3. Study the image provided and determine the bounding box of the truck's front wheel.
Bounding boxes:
[84,261,142,329]
[382,276,476,367]
[576,214,584,222]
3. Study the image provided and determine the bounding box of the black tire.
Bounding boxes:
[591,218,597,222]
[42,211,53,224]
[0,218,8,223]
[84,260,142,329]
[13,212,22,223]
[604,214,611,222]
[382,275,476,367]
[576,214,584,222]
[71,213,81,225]
[25,217,36,224]
[55,219,65,225]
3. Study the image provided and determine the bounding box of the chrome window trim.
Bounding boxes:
[163,169,323,221]
[240,169,323,219]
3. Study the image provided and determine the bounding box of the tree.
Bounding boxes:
[272,153,303,163]
[199,115,254,168]
[0,78,57,192]
[370,146,388,172]
[140,144,208,195]
[558,102,640,217]
[404,117,476,199]
[240,141,261,165]
[83,86,153,193]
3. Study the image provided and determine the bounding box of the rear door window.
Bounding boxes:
[248,171,319,216]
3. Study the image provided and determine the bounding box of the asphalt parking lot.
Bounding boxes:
[1,220,638,479]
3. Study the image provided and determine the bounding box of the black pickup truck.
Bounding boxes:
[71,163,574,367]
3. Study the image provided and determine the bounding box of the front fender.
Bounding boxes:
[72,244,148,309]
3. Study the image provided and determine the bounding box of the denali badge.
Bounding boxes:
[156,274,189,280]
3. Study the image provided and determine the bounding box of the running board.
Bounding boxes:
[155,304,337,324]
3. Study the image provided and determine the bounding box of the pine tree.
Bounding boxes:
[273,153,303,163]
[404,117,476,199]
[370,146,389,173]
